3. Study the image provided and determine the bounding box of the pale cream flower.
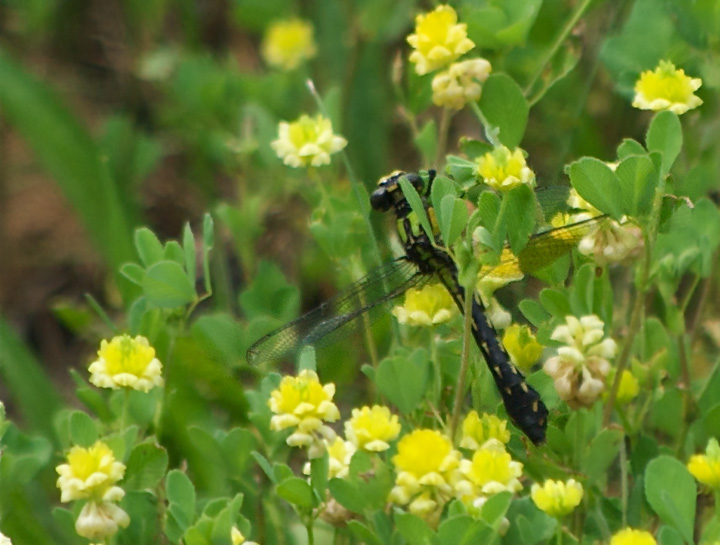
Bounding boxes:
[544,315,617,408]
[89,334,163,392]
[0,531,11,545]
[407,5,475,75]
[303,436,356,479]
[632,60,702,115]
[261,19,317,70]
[75,501,130,540]
[271,114,347,168]
[432,58,491,109]
[56,441,126,503]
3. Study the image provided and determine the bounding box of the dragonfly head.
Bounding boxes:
[370,170,432,213]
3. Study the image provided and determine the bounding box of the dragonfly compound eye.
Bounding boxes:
[370,186,393,211]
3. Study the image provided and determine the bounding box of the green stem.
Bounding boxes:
[523,0,594,97]
[556,524,563,545]
[121,389,130,432]
[306,514,315,545]
[470,102,501,147]
[450,287,474,442]
[715,490,720,520]
[435,107,453,168]
[620,433,629,526]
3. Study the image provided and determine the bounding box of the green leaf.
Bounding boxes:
[347,521,383,545]
[123,441,169,491]
[478,74,529,149]
[376,349,430,414]
[583,429,623,485]
[328,478,368,514]
[415,119,438,165]
[504,184,536,254]
[250,451,276,483]
[183,222,197,288]
[646,111,682,177]
[644,456,696,544]
[135,227,165,267]
[615,155,657,218]
[538,288,572,318]
[276,477,315,509]
[164,241,185,266]
[69,411,98,447]
[567,157,624,219]
[142,261,196,308]
[439,194,468,246]
[120,263,146,286]
[617,138,646,159]
[399,176,435,245]
[310,453,329,499]
[165,470,196,541]
[395,511,435,544]
[445,155,479,189]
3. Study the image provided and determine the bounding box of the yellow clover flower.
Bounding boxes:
[231,527,260,545]
[268,369,340,457]
[345,405,401,452]
[543,315,617,409]
[389,429,461,524]
[88,334,163,393]
[530,478,584,517]
[688,438,720,490]
[614,369,640,405]
[271,114,347,168]
[75,501,130,540]
[632,60,702,115]
[261,18,317,70]
[502,324,543,371]
[475,146,536,192]
[460,411,510,450]
[454,439,523,504]
[392,283,457,327]
[407,5,475,75]
[610,528,657,545]
[56,441,126,503]
[432,58,491,109]
[303,436,356,479]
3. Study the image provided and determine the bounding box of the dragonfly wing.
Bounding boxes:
[246,258,424,364]
[482,215,611,279]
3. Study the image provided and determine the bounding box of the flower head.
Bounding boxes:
[268,370,340,456]
[271,114,347,168]
[304,436,356,479]
[632,60,702,115]
[543,315,617,408]
[261,18,317,70]
[475,146,536,192]
[389,429,461,524]
[577,218,642,267]
[531,479,583,517]
[460,411,510,450]
[75,501,130,540]
[610,528,657,545]
[56,441,126,503]
[432,58,491,109]
[613,369,640,405]
[89,334,163,392]
[454,440,523,503]
[407,5,475,75]
[231,526,260,545]
[392,283,456,326]
[345,405,401,452]
[503,324,543,371]
[688,438,720,490]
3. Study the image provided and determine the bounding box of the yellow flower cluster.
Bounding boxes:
[56,441,130,540]
[475,146,536,192]
[89,334,163,393]
[531,479,584,517]
[268,369,340,457]
[632,60,702,115]
[407,5,475,75]
[687,438,720,490]
[261,18,317,71]
[610,528,657,545]
[543,315,617,408]
[271,114,347,168]
[460,411,510,450]
[502,324,543,371]
[454,439,523,502]
[392,283,457,327]
[345,405,401,452]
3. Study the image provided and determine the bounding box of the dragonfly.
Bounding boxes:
[247,170,610,445]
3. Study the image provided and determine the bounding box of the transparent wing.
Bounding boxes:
[246,258,425,364]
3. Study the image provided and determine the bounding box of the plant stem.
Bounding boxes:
[436,107,452,168]
[470,102,501,147]
[450,286,474,442]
